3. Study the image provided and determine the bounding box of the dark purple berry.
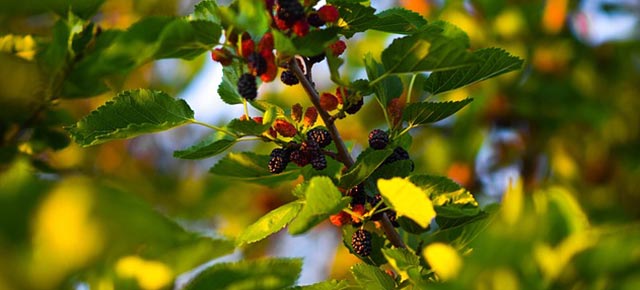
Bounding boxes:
[383,146,413,171]
[307,12,325,27]
[280,70,299,86]
[352,229,372,257]
[289,149,309,167]
[307,128,332,148]
[276,0,305,26]
[345,96,363,114]
[310,154,327,170]
[238,73,257,100]
[248,52,267,76]
[268,148,289,173]
[368,129,389,150]
[347,183,366,206]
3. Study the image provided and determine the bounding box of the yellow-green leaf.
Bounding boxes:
[422,243,462,281]
[377,177,435,228]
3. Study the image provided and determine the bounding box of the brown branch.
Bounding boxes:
[289,57,407,249]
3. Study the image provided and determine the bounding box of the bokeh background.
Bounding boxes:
[1,0,639,289]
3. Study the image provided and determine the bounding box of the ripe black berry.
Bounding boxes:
[347,183,366,206]
[352,229,372,257]
[289,149,309,167]
[268,148,289,173]
[280,70,299,86]
[383,146,414,171]
[345,97,363,114]
[307,12,325,27]
[310,154,327,170]
[238,73,257,100]
[368,129,389,150]
[307,128,332,148]
[276,0,305,26]
[247,52,267,76]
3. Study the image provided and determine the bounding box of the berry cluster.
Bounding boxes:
[351,229,372,257]
[368,129,389,150]
[268,148,290,174]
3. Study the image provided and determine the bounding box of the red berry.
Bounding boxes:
[274,15,290,30]
[330,211,351,227]
[351,204,366,223]
[335,87,347,104]
[303,107,317,127]
[258,32,274,52]
[329,40,346,56]
[260,50,278,82]
[291,103,303,122]
[292,20,309,37]
[320,92,339,111]
[318,5,340,23]
[211,48,233,66]
[240,33,255,57]
[274,119,297,137]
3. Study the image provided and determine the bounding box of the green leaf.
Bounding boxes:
[154,19,221,60]
[370,8,427,34]
[184,258,302,290]
[429,20,471,48]
[402,98,473,126]
[209,152,300,185]
[409,175,480,218]
[424,48,524,95]
[369,160,413,181]
[364,53,402,109]
[0,0,105,19]
[381,24,477,74]
[227,119,273,136]
[339,148,394,189]
[326,50,346,85]
[350,263,396,290]
[288,280,350,290]
[173,137,236,159]
[337,3,377,38]
[292,28,340,56]
[288,177,349,235]
[191,0,221,23]
[236,0,271,37]
[273,30,296,57]
[237,201,303,246]
[381,248,423,283]
[377,177,436,228]
[218,59,245,105]
[341,226,387,265]
[66,89,194,147]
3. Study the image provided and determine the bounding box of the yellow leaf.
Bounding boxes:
[378,177,435,228]
[423,243,462,281]
[501,179,523,225]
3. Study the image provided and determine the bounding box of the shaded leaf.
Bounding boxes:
[218,59,245,105]
[288,280,350,290]
[154,19,221,60]
[209,152,300,185]
[381,248,421,280]
[402,98,473,126]
[173,137,236,159]
[370,8,427,34]
[66,89,194,147]
[364,53,402,109]
[227,119,272,136]
[351,263,395,290]
[184,258,302,290]
[292,28,340,56]
[339,148,394,189]
[377,178,435,228]
[381,23,477,74]
[337,3,377,38]
[191,0,221,23]
[288,177,349,235]
[237,201,303,246]
[410,175,480,219]
[424,48,524,95]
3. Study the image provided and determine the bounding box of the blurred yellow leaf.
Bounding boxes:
[116,256,173,290]
[423,243,461,281]
[476,268,520,290]
[30,177,103,289]
[534,231,595,282]
[493,8,525,39]
[501,179,523,225]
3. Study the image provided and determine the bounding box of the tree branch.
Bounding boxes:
[289,57,406,249]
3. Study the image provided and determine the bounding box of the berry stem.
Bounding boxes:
[289,57,354,167]
[290,57,407,249]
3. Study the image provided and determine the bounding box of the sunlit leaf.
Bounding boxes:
[237,201,303,246]
[288,280,350,290]
[66,89,194,147]
[424,48,524,95]
[184,258,302,290]
[377,178,435,228]
[350,263,395,290]
[381,248,420,280]
[154,19,221,59]
[402,98,473,126]
[288,176,349,235]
